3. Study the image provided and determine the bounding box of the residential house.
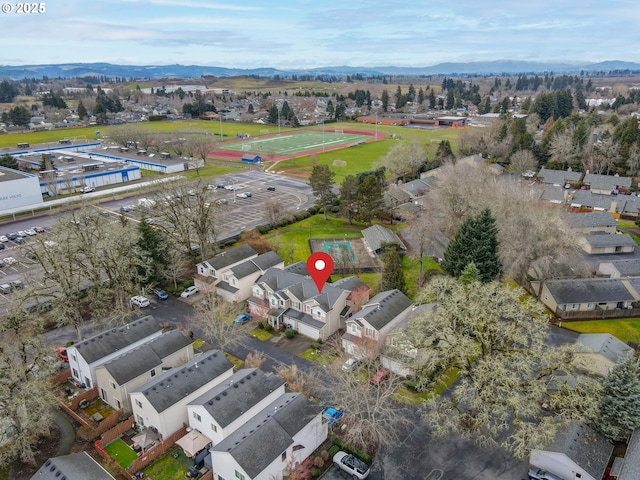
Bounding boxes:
[583,173,632,195]
[186,368,286,447]
[217,251,284,303]
[617,428,640,480]
[95,330,194,412]
[342,289,414,358]
[538,278,636,318]
[30,452,116,480]
[598,259,640,278]
[130,350,233,438]
[537,168,583,186]
[566,211,618,235]
[568,189,640,219]
[529,422,612,480]
[195,244,284,302]
[534,184,569,205]
[195,244,258,290]
[577,233,636,254]
[248,268,352,340]
[208,393,326,480]
[361,224,405,256]
[574,333,634,376]
[380,303,435,377]
[66,315,163,389]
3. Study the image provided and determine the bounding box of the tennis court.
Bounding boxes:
[221,130,371,156]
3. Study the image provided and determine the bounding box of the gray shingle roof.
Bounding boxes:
[601,259,640,276]
[283,308,324,329]
[566,211,617,228]
[352,289,413,331]
[537,168,583,185]
[257,268,346,310]
[230,261,260,279]
[30,452,115,480]
[332,276,369,293]
[205,244,257,270]
[583,173,632,191]
[545,422,612,480]
[211,393,322,478]
[576,333,633,364]
[189,368,285,428]
[134,350,232,413]
[618,428,640,480]
[361,224,405,253]
[544,278,635,304]
[284,261,309,275]
[100,330,192,385]
[399,178,432,197]
[251,251,283,270]
[582,233,636,248]
[73,315,161,364]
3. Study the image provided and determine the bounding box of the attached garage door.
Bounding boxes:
[297,322,320,340]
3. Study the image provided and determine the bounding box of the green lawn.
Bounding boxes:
[143,447,190,480]
[104,438,138,469]
[300,347,338,365]
[561,318,640,344]
[249,327,273,341]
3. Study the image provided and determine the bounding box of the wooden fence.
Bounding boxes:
[98,414,136,446]
[50,368,72,386]
[555,306,640,321]
[126,426,188,474]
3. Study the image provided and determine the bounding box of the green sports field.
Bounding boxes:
[220,131,370,156]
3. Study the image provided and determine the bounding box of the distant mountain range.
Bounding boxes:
[1,60,640,80]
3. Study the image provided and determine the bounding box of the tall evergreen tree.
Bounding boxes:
[378,243,406,294]
[339,175,359,224]
[355,174,385,225]
[381,89,389,112]
[596,355,640,442]
[0,154,18,170]
[309,164,336,220]
[441,208,500,282]
[137,218,168,285]
[77,100,87,120]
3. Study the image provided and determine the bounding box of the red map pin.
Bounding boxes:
[307,252,334,294]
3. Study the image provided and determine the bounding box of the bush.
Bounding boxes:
[257,322,264,329]
[328,444,339,457]
[265,323,274,332]
[311,342,322,350]
[311,468,322,477]
[77,425,97,442]
[256,225,270,234]
[284,328,296,339]
[313,456,324,468]
[148,114,167,121]
[332,437,371,464]
[330,206,340,213]
[307,206,318,215]
[320,450,329,462]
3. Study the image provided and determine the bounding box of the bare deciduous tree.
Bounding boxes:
[191,291,244,353]
[263,197,291,227]
[407,269,602,459]
[374,140,427,182]
[509,149,538,175]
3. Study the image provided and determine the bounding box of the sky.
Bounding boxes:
[0,0,639,68]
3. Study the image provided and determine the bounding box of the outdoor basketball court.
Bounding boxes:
[216,129,376,160]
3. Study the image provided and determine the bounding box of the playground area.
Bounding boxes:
[309,238,381,274]
[215,129,379,161]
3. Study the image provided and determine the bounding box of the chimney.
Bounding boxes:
[610,201,617,213]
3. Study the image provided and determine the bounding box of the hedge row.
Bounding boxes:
[332,437,371,464]
[255,209,314,235]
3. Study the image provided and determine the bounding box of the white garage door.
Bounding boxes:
[297,322,320,340]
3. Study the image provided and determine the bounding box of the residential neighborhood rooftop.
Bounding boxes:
[203,244,257,271]
[134,350,232,413]
[189,368,285,428]
[72,315,161,364]
[30,452,116,480]
[576,333,633,364]
[543,278,636,304]
[353,289,413,330]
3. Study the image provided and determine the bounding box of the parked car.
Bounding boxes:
[129,295,150,308]
[0,235,8,242]
[236,192,252,198]
[0,284,12,294]
[333,451,370,480]
[55,346,69,362]
[322,407,344,425]
[152,286,168,300]
[120,205,130,213]
[17,231,27,237]
[370,367,391,385]
[180,286,199,298]
[3,257,16,266]
[266,186,276,191]
[81,186,95,193]
[24,228,37,236]
[6,233,18,241]
[215,199,228,206]
[0,243,4,250]
[34,226,46,233]
[342,358,360,372]
[528,468,564,480]
[233,313,252,325]
[13,236,25,244]
[10,280,24,289]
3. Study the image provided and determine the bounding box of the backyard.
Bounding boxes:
[562,318,640,344]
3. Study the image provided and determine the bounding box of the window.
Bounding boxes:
[365,327,375,338]
[70,354,76,362]
[115,398,121,409]
[281,451,287,461]
[306,305,311,313]
[110,381,116,390]
[193,412,201,422]
[280,299,285,306]
[72,368,78,378]
[270,297,278,306]
[100,388,107,401]
[292,301,300,310]
[349,324,357,334]
[572,303,579,310]
[235,471,245,480]
[135,399,142,408]
[150,369,156,377]
[211,424,217,432]
[136,415,144,426]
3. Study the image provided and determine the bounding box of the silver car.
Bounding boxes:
[528,468,564,480]
[333,451,370,479]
